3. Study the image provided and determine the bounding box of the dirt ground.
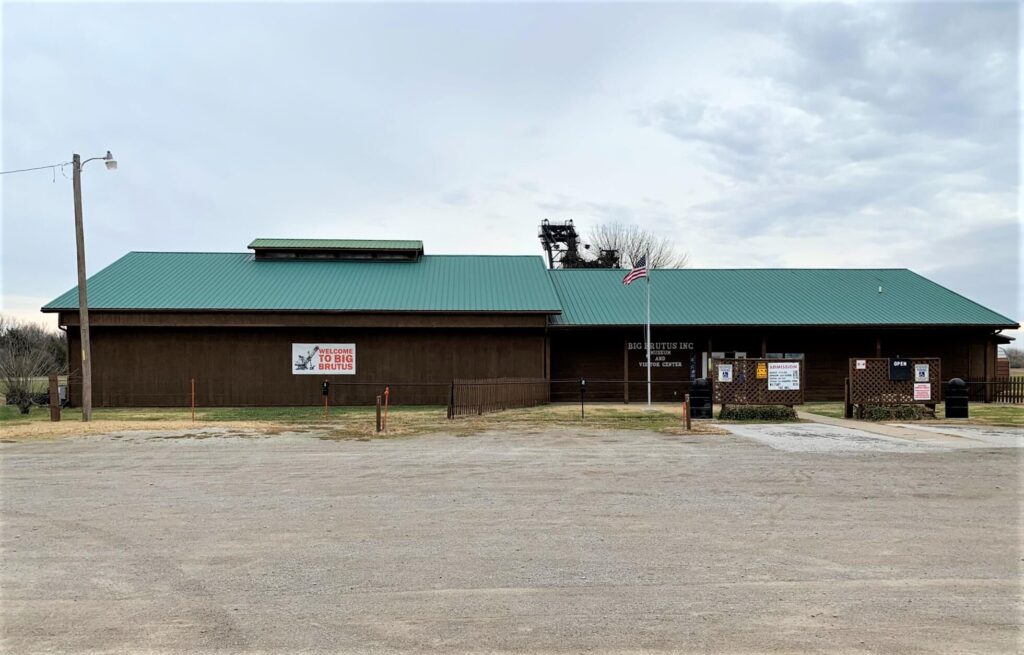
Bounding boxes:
[1,426,1020,654]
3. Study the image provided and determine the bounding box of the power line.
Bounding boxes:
[0,161,71,175]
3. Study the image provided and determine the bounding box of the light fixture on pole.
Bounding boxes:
[72,150,118,422]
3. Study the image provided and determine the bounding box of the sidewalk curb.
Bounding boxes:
[796,412,970,443]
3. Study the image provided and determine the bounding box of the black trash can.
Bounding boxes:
[945,378,969,419]
[690,378,713,419]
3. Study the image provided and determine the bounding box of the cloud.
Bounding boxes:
[637,3,1018,322]
[1,1,1018,331]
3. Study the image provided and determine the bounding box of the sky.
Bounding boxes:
[1,1,1020,341]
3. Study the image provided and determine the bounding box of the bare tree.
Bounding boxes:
[587,222,689,269]
[0,316,66,414]
[1004,346,1024,369]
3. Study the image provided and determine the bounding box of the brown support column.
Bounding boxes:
[875,334,882,357]
[761,335,767,357]
[544,335,550,379]
[544,334,551,402]
[707,338,713,379]
[984,338,992,403]
[623,339,629,403]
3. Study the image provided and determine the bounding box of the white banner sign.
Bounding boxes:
[292,343,356,375]
[718,363,733,382]
[768,362,800,391]
[914,364,929,382]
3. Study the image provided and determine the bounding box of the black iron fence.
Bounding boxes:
[446,378,548,418]
[550,378,696,404]
[963,377,1024,404]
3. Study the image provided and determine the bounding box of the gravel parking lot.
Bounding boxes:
[2,426,1020,654]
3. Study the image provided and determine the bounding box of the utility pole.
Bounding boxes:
[0,150,115,423]
[72,154,93,422]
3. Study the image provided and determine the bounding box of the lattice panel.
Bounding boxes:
[712,359,805,406]
[848,358,941,405]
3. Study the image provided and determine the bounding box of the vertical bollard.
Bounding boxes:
[580,378,586,419]
[375,395,382,432]
[191,378,196,422]
[322,381,330,421]
[49,373,60,422]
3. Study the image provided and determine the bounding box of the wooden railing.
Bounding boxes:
[446,378,549,418]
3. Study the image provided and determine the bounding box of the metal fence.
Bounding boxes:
[964,377,1024,404]
[549,378,696,404]
[447,378,548,418]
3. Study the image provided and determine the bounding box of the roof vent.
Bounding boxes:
[248,239,423,262]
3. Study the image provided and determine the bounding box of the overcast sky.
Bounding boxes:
[1,2,1020,340]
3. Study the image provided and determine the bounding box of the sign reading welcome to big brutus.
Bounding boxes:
[292,343,356,375]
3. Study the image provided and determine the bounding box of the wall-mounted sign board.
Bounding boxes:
[292,343,356,375]
[767,362,800,390]
[913,383,931,401]
[889,358,912,381]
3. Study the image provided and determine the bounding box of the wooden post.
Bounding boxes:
[191,377,196,422]
[843,377,853,419]
[49,373,60,422]
[683,393,691,431]
[383,386,390,430]
[375,395,382,432]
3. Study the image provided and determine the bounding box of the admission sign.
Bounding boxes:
[292,343,356,375]
[767,362,800,391]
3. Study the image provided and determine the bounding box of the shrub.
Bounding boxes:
[718,404,798,421]
[860,404,926,421]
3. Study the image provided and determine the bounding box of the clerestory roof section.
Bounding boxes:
[43,252,562,313]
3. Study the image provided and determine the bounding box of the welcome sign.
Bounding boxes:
[292,343,356,375]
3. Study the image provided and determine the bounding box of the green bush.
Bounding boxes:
[718,405,798,421]
[860,404,926,421]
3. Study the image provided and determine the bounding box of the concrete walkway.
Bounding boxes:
[796,411,969,443]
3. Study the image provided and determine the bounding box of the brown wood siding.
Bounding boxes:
[68,326,545,407]
[550,326,996,402]
[65,318,1000,407]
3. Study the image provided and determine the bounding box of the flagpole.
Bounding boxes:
[646,251,651,408]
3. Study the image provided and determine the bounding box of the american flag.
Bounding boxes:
[622,255,648,285]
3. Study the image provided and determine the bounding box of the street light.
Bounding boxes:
[72,150,117,422]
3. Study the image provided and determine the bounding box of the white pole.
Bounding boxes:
[646,253,651,407]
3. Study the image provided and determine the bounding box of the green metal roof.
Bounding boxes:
[247,238,423,251]
[548,268,1017,327]
[43,253,560,313]
[42,254,1016,328]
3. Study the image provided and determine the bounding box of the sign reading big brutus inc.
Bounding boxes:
[292,343,356,375]
[628,341,694,369]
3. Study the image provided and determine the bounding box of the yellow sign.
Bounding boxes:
[756,362,768,379]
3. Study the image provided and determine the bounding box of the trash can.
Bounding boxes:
[945,378,968,419]
[690,378,713,419]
